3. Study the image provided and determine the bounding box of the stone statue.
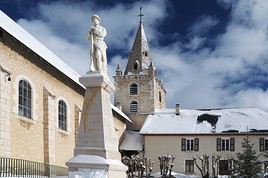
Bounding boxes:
[88,14,108,75]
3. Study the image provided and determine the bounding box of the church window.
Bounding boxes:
[133,60,139,71]
[18,80,32,118]
[133,63,138,70]
[130,83,138,95]
[58,100,67,131]
[130,101,138,114]
[185,160,194,173]
[159,91,162,103]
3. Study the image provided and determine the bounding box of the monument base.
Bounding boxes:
[66,155,127,178]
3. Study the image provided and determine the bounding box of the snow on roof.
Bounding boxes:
[120,131,143,151]
[140,107,268,134]
[0,10,83,88]
[111,105,132,123]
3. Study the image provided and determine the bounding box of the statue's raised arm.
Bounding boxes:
[88,15,108,76]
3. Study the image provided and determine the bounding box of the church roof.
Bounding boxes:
[124,22,153,75]
[140,107,268,135]
[111,105,132,123]
[0,10,83,88]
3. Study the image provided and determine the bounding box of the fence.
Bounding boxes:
[0,157,68,177]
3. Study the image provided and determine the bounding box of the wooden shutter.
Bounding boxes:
[217,138,221,151]
[194,138,199,151]
[181,138,186,151]
[260,138,264,152]
[230,138,235,151]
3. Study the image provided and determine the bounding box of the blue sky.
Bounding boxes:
[1,0,268,110]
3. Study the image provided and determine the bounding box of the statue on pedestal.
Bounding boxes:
[67,14,127,178]
[88,14,108,76]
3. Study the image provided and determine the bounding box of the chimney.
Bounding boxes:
[175,104,180,115]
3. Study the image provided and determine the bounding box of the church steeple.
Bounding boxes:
[124,8,153,75]
[113,8,166,130]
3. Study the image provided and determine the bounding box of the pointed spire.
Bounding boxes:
[124,8,153,75]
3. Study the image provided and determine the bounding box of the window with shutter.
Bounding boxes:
[230,138,235,151]
[265,139,268,151]
[182,138,198,151]
[181,138,186,151]
[217,138,221,151]
[194,138,199,151]
[260,138,264,152]
[259,138,268,152]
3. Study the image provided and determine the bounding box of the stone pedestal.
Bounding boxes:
[66,72,127,178]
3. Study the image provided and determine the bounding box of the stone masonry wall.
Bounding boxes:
[0,68,11,157]
[0,42,84,166]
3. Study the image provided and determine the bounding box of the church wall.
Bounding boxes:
[144,134,268,176]
[0,42,83,167]
[0,65,11,157]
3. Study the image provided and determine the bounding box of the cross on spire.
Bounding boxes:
[138,6,144,24]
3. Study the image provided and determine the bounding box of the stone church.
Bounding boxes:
[1,9,268,177]
[0,10,131,169]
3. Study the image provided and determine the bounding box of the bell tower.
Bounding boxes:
[113,8,166,130]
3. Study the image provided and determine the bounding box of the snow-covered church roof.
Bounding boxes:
[140,107,268,134]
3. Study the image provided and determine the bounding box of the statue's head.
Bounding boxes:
[92,14,101,25]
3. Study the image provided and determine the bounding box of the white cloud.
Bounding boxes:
[190,16,219,36]
[16,0,268,111]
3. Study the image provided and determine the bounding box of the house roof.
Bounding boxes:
[0,10,132,124]
[119,131,143,151]
[140,107,268,135]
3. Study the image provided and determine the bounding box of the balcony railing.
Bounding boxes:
[0,157,68,177]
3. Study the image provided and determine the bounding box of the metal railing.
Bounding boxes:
[0,157,68,177]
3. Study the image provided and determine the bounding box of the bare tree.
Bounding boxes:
[193,155,210,178]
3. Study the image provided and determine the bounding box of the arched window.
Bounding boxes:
[130,101,138,114]
[133,63,138,70]
[159,91,162,103]
[58,100,67,131]
[133,60,139,71]
[18,80,32,118]
[129,83,138,95]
